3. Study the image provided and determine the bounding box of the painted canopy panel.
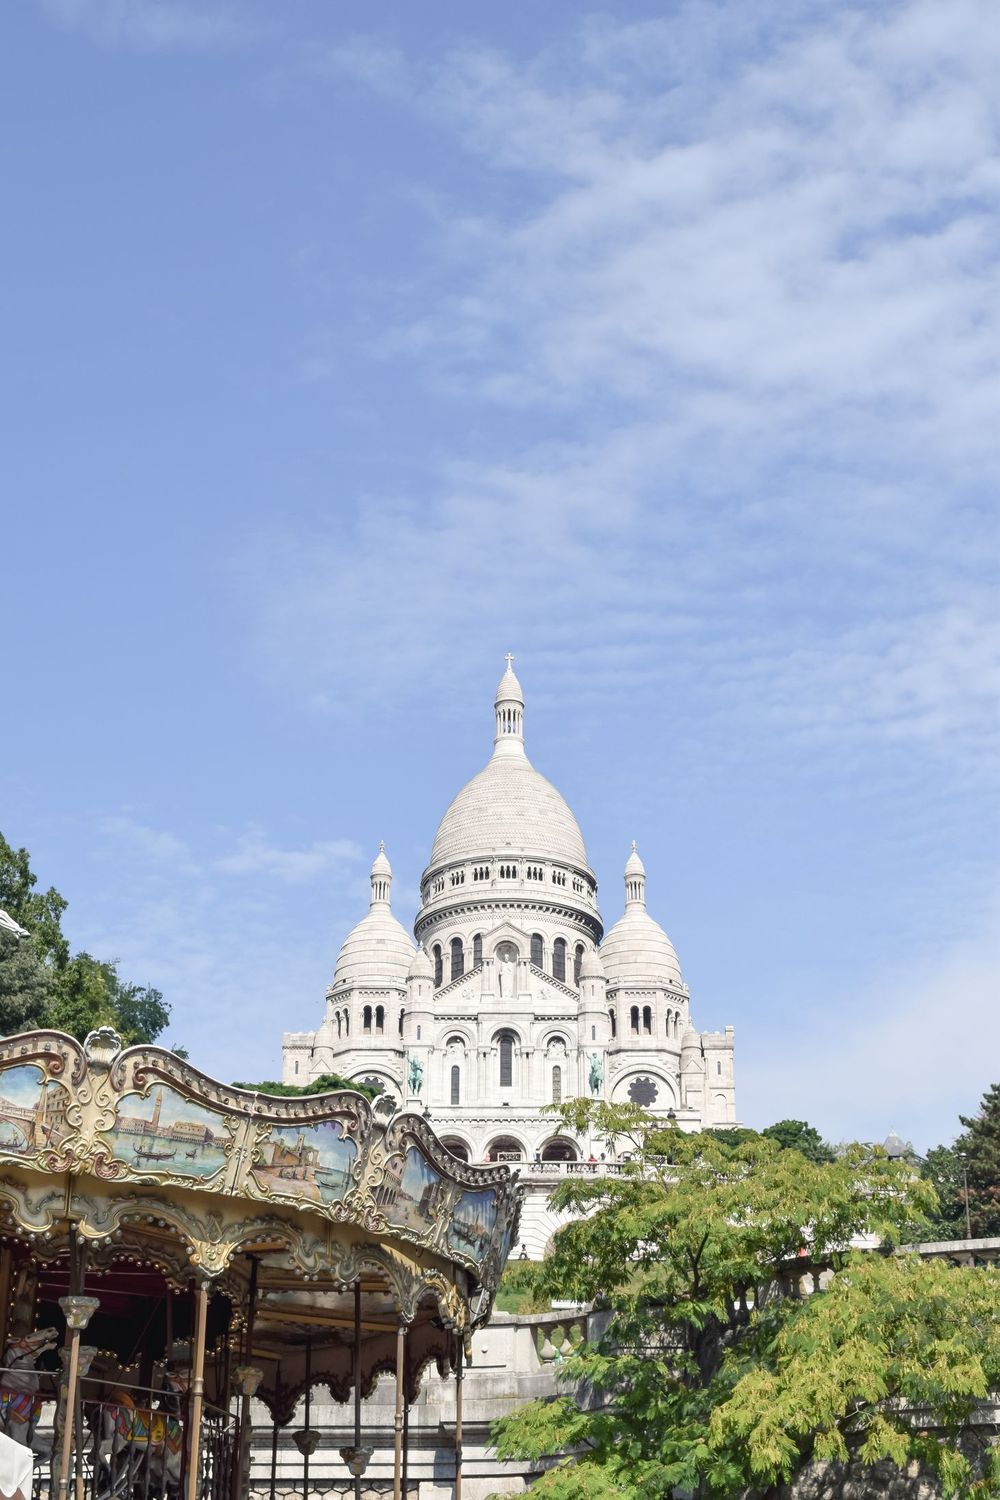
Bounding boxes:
[0,1029,521,1297]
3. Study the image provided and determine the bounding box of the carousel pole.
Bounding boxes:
[401,1392,410,1499]
[269,1362,280,1500]
[56,1296,98,1500]
[353,1282,362,1500]
[232,1257,260,1500]
[301,1338,311,1500]
[454,1334,464,1500]
[392,1323,405,1500]
[185,1280,210,1500]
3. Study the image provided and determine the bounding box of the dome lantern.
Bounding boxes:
[370,842,392,907]
[624,841,646,908]
[493,652,526,759]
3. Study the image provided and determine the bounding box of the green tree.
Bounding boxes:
[922,1143,968,1241]
[761,1117,835,1164]
[0,929,54,1035]
[49,953,171,1047]
[956,1083,1000,1237]
[491,1100,1000,1499]
[0,833,69,968]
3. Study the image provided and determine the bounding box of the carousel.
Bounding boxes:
[0,1027,521,1500]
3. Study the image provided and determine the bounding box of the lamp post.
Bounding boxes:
[958,1152,973,1240]
[56,1295,99,1500]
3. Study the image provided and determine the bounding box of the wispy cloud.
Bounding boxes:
[80,815,369,1076]
[740,900,1000,1152]
[215,832,361,883]
[245,0,998,782]
[37,0,258,51]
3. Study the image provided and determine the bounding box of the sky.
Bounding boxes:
[2,0,998,1153]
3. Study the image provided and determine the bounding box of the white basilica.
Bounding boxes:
[282,659,736,1167]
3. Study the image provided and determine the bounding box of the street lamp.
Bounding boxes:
[958,1152,972,1240]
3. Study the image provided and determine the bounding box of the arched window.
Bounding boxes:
[552,1065,562,1104]
[344,1010,350,1036]
[451,1065,461,1106]
[398,1008,405,1037]
[335,1013,341,1039]
[574,943,584,984]
[630,1005,639,1034]
[473,933,483,967]
[591,1024,596,1040]
[441,1137,470,1162]
[642,1006,652,1034]
[498,1032,514,1088]
[552,937,566,982]
[450,936,464,981]
[609,1008,616,1038]
[363,1005,373,1033]
[375,1005,385,1033]
[717,1060,722,1075]
[432,944,443,988]
[531,933,544,968]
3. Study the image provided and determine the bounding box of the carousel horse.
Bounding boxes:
[91,1370,187,1500]
[0,1326,60,1451]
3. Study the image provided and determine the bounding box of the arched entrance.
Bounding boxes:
[440,1136,471,1163]
[485,1135,524,1163]
[540,1138,579,1163]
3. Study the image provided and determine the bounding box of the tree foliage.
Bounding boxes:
[0,931,53,1035]
[491,1100,1000,1500]
[0,833,69,968]
[923,1083,1000,1240]
[956,1084,1000,1237]
[760,1117,835,1164]
[0,831,172,1048]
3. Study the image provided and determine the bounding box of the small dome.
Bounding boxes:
[601,907,683,988]
[407,945,434,980]
[624,841,645,877]
[331,907,414,994]
[331,851,414,993]
[578,945,606,981]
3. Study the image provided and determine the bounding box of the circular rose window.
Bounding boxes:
[628,1076,659,1107]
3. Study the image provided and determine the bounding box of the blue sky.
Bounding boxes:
[2,0,997,1151]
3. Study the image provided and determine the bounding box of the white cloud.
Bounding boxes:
[740,902,1000,1151]
[215,832,362,884]
[252,0,999,780]
[37,0,256,50]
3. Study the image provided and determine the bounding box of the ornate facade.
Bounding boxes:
[283,660,736,1165]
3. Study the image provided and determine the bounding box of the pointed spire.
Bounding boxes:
[624,841,646,908]
[370,843,392,907]
[493,653,526,759]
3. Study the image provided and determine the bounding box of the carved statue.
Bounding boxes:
[407,1055,424,1096]
[588,1053,603,1096]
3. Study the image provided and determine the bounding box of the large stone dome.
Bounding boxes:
[426,657,591,873]
[428,755,589,869]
